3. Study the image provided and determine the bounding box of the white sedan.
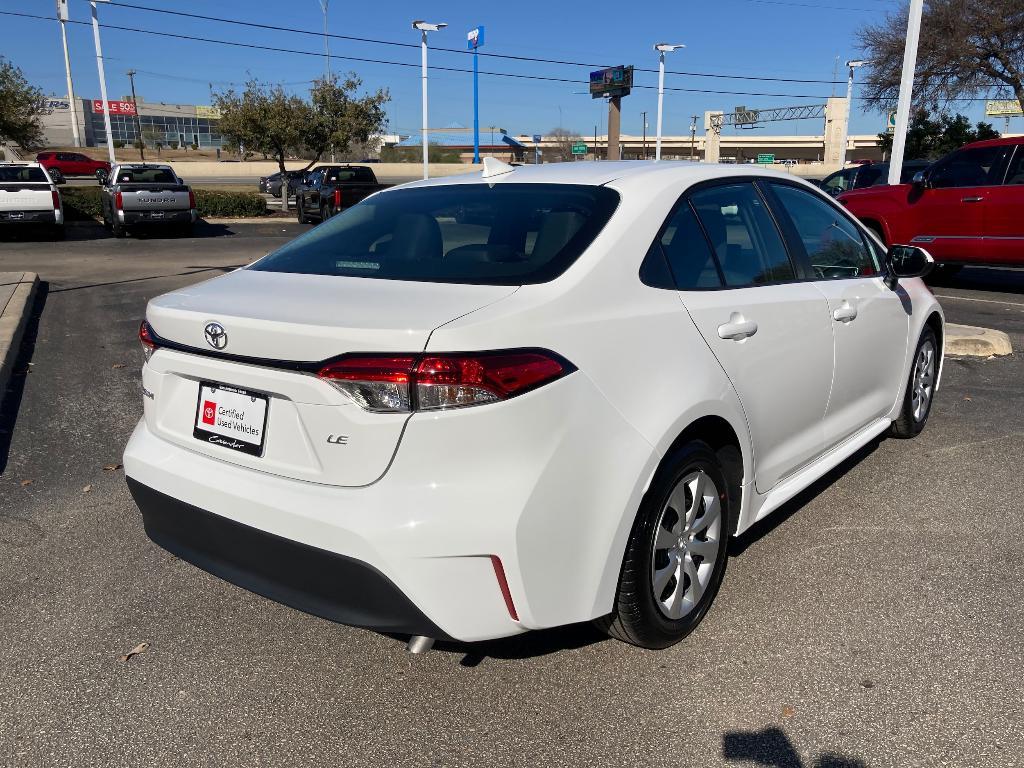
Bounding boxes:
[124,159,942,650]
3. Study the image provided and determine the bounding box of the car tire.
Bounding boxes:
[50,170,65,185]
[320,203,331,221]
[597,440,733,649]
[49,224,66,241]
[111,220,127,238]
[890,326,938,439]
[296,199,308,224]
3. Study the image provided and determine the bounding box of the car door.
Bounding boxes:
[665,180,834,493]
[981,144,1024,265]
[766,182,910,448]
[906,144,1012,262]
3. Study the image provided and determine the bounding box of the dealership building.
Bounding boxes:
[40,96,224,149]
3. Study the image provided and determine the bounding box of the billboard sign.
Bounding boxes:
[589,65,633,99]
[196,105,222,119]
[985,99,1023,117]
[92,100,137,115]
[467,26,484,50]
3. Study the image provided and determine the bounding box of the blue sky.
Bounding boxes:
[4,0,1014,139]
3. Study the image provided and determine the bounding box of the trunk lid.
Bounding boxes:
[118,184,190,211]
[144,269,517,486]
[0,184,52,211]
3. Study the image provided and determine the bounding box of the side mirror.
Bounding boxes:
[911,170,929,189]
[885,244,934,287]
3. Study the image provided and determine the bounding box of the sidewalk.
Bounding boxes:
[0,272,39,399]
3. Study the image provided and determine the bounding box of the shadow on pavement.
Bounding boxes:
[729,436,883,558]
[929,265,1024,295]
[0,282,48,475]
[48,264,245,294]
[723,726,867,767]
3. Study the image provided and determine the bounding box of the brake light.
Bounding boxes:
[317,351,571,412]
[188,190,196,209]
[115,191,123,210]
[139,320,158,362]
[333,187,341,209]
[51,190,60,210]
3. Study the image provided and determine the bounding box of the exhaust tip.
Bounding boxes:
[406,635,435,654]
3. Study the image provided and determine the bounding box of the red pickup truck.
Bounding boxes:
[838,137,1024,269]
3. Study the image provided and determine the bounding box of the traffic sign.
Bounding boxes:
[571,142,587,155]
[533,134,542,143]
[887,110,897,134]
[467,26,485,49]
[757,153,775,164]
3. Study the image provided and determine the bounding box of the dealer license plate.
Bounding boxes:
[193,382,269,456]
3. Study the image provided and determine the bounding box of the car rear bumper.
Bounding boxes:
[121,209,197,225]
[0,210,60,225]
[127,477,450,639]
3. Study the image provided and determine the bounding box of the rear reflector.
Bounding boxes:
[139,320,158,361]
[317,351,572,413]
[490,556,519,621]
[188,190,196,209]
[333,187,341,209]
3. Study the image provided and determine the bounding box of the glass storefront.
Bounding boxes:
[88,111,223,148]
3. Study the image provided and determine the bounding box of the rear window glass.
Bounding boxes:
[117,168,176,184]
[0,167,48,183]
[250,183,620,285]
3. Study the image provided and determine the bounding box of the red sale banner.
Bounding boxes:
[92,100,137,115]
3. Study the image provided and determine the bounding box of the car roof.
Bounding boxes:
[396,160,808,191]
[961,136,1024,149]
[0,161,43,167]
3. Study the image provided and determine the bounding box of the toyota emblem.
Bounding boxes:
[204,322,228,350]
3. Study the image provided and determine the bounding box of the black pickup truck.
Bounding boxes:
[295,165,390,224]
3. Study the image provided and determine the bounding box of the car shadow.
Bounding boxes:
[723,726,867,767]
[0,282,48,474]
[729,436,884,558]
[929,265,1024,295]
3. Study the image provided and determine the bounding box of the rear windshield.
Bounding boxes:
[250,183,620,285]
[116,168,176,184]
[0,166,48,183]
[330,167,375,182]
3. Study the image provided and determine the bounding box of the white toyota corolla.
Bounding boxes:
[124,160,943,650]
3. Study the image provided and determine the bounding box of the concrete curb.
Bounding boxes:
[945,323,1013,358]
[0,273,40,399]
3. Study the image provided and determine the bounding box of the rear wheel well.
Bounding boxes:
[925,311,943,354]
[661,416,744,534]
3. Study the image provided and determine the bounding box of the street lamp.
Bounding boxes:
[838,59,868,168]
[413,20,447,180]
[89,0,116,165]
[654,43,685,162]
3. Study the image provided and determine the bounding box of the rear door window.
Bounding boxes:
[929,146,1010,188]
[656,202,722,289]
[250,183,620,285]
[689,183,795,287]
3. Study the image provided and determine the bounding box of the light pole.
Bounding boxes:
[126,69,144,161]
[690,115,698,160]
[316,0,331,81]
[468,27,485,164]
[838,59,867,168]
[654,43,684,161]
[56,0,82,148]
[89,0,116,166]
[413,20,447,180]
[641,110,647,159]
[888,0,924,186]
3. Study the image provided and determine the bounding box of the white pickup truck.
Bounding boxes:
[0,162,64,238]
[99,163,197,237]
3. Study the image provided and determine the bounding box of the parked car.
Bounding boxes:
[100,163,197,237]
[36,151,110,182]
[819,160,931,197]
[295,165,390,223]
[0,162,64,238]
[259,170,306,198]
[125,160,942,651]
[839,137,1024,270]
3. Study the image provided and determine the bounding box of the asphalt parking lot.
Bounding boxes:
[0,224,1021,767]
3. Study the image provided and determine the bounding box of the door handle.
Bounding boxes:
[717,314,758,341]
[961,196,984,203]
[833,303,858,323]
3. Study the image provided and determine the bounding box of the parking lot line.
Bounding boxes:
[934,293,1024,309]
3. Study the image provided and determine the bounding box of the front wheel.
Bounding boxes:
[597,441,733,649]
[891,327,938,438]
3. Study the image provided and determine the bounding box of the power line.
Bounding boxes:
[4,10,834,99]
[98,0,847,86]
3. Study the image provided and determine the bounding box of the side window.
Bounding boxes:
[823,169,853,195]
[770,184,878,279]
[929,146,1009,188]
[658,202,722,289]
[690,183,794,287]
[853,167,882,188]
[1003,147,1024,185]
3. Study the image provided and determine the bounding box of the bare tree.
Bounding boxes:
[546,127,583,163]
[858,0,1024,112]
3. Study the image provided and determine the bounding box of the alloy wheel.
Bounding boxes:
[911,339,936,422]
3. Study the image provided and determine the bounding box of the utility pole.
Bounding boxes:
[317,0,334,161]
[413,21,446,180]
[654,43,684,161]
[126,69,144,161]
[887,0,924,186]
[641,110,647,159]
[838,60,867,168]
[89,0,116,166]
[690,115,698,161]
[468,27,484,164]
[56,0,82,148]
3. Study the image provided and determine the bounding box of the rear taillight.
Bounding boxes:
[188,190,196,209]
[139,320,158,362]
[51,190,60,210]
[115,191,123,210]
[317,351,572,413]
[333,187,341,209]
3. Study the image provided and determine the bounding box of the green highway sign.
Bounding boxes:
[571,142,588,155]
[757,153,775,164]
